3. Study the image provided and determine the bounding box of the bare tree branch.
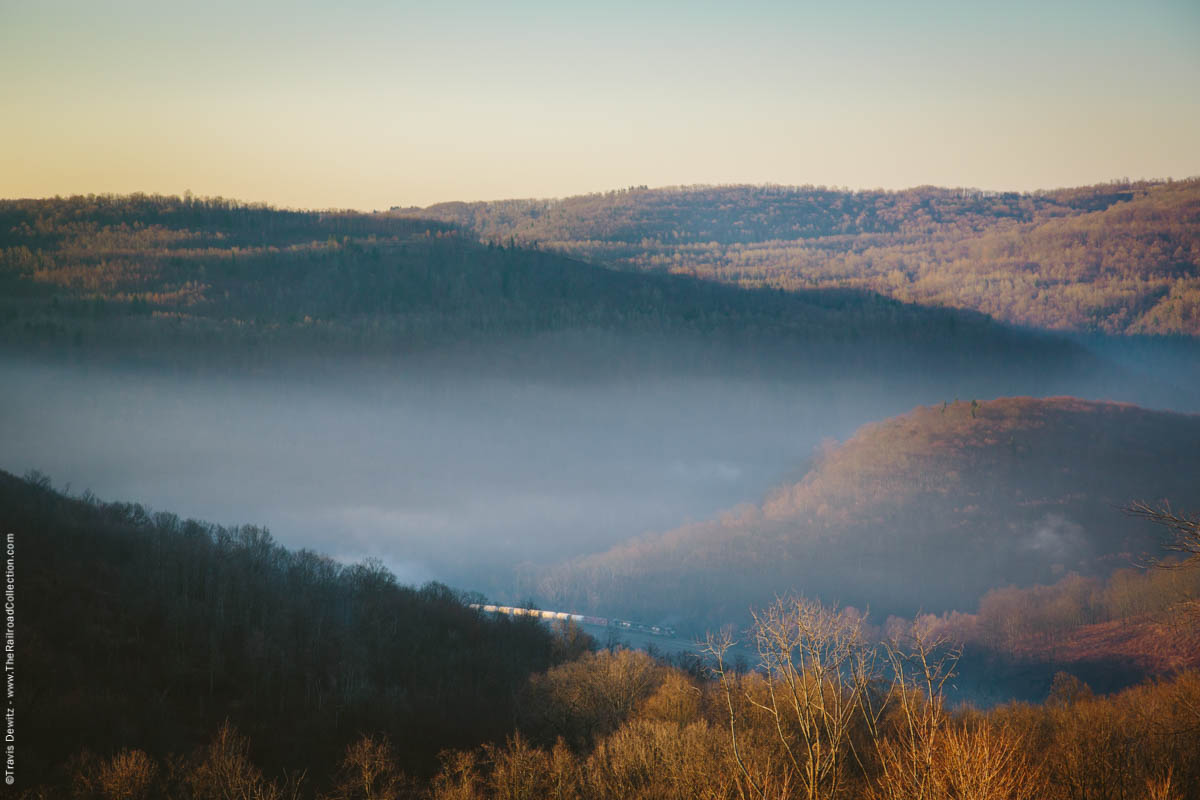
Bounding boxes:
[1125,501,1200,570]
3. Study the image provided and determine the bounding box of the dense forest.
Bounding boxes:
[3,468,589,791]
[528,397,1200,627]
[11,470,1200,799]
[396,179,1200,336]
[0,193,1088,380]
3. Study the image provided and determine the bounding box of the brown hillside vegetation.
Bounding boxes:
[964,570,1200,670]
[46,628,1200,800]
[0,194,1085,380]
[402,179,1200,335]
[529,397,1200,627]
[904,566,1200,700]
[1012,606,1200,674]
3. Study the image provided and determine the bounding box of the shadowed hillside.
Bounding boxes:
[398,179,1200,335]
[528,397,1200,629]
[0,194,1090,384]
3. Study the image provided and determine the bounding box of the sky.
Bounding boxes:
[2,0,1198,210]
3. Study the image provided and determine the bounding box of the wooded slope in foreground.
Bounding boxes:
[3,468,587,788]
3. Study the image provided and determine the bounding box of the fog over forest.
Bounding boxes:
[3,337,1194,603]
[0,357,887,590]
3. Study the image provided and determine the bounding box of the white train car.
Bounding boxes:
[469,603,674,638]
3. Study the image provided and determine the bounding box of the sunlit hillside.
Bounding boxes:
[401,179,1200,335]
[531,397,1200,626]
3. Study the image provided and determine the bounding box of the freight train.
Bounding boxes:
[469,603,677,638]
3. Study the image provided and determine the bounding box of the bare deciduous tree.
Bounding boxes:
[935,722,1041,800]
[707,597,877,800]
[329,735,408,800]
[1125,502,1200,570]
[866,620,960,800]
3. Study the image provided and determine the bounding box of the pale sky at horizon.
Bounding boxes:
[2,0,1198,210]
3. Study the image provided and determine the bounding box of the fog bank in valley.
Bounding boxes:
[1,356,866,593]
[2,338,1196,605]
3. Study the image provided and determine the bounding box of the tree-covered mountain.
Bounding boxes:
[0,193,1089,381]
[527,397,1200,629]
[395,179,1200,336]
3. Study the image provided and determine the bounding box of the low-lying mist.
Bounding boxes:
[1,355,867,592]
[2,333,1196,608]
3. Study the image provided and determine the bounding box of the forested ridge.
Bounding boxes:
[528,397,1200,627]
[0,193,1084,377]
[396,179,1200,335]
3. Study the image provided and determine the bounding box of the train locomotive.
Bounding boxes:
[470,603,677,638]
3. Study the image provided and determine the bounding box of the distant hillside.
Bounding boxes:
[399,183,1093,242]
[0,193,1090,381]
[930,567,1200,702]
[397,180,1200,336]
[528,398,1200,628]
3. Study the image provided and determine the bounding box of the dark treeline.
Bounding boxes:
[398,179,1200,336]
[0,193,1087,381]
[4,469,589,792]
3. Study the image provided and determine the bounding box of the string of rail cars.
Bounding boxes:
[469,603,677,639]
